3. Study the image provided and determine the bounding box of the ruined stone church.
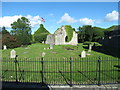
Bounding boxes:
[45,26,78,45]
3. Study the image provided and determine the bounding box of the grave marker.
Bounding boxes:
[81,50,86,58]
[10,49,16,58]
[3,45,7,50]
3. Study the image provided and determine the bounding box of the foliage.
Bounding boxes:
[104,25,117,37]
[78,25,93,42]
[34,33,48,43]
[78,25,105,42]
[2,34,21,48]
[2,26,10,35]
[34,24,50,43]
[92,27,104,41]
[11,17,32,45]
[65,25,74,42]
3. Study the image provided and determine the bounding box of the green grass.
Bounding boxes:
[1,43,117,58]
[2,43,120,85]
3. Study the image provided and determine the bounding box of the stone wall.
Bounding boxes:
[45,34,55,44]
[45,26,78,45]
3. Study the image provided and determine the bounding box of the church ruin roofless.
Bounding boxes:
[45,25,78,45]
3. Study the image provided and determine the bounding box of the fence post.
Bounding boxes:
[41,57,44,86]
[70,57,72,87]
[14,55,18,83]
[98,56,101,86]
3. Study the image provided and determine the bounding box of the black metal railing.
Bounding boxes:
[2,56,120,86]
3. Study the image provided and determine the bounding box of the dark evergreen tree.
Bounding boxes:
[11,17,32,45]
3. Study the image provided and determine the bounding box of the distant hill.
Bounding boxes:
[105,25,117,31]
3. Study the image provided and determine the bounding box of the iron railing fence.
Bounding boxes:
[2,57,120,86]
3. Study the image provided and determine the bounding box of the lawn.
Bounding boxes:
[2,43,120,85]
[1,43,117,58]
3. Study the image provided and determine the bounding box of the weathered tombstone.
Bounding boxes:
[50,44,53,49]
[42,52,46,57]
[10,49,16,58]
[81,50,86,58]
[42,41,45,44]
[44,48,46,50]
[3,45,7,50]
[88,44,92,52]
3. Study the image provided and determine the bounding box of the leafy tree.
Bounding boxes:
[78,25,93,42]
[11,17,32,45]
[2,26,10,35]
[78,25,105,42]
[104,25,117,37]
[34,24,50,43]
[2,34,21,48]
[92,27,104,41]
[77,27,85,43]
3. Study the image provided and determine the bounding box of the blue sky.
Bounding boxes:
[1,2,119,34]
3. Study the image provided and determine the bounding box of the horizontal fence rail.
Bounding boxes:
[2,57,120,86]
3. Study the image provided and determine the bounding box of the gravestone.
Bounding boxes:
[81,50,86,58]
[50,44,53,49]
[42,41,45,44]
[3,45,7,50]
[42,52,46,57]
[88,44,92,52]
[44,48,46,50]
[10,49,16,58]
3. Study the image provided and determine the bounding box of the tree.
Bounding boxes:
[78,25,93,42]
[34,24,50,43]
[92,27,104,41]
[2,26,10,35]
[1,27,21,48]
[11,17,32,45]
[2,34,21,48]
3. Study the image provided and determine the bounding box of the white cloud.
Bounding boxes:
[0,15,22,28]
[0,15,42,28]
[26,15,42,27]
[105,10,119,21]
[57,13,77,23]
[80,18,94,25]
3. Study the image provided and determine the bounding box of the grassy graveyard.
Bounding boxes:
[2,43,120,84]
[1,42,117,58]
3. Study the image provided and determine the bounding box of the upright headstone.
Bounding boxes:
[42,52,46,57]
[81,50,86,58]
[3,45,7,50]
[42,41,45,44]
[44,48,46,50]
[10,49,16,58]
[50,44,53,49]
[88,44,92,52]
